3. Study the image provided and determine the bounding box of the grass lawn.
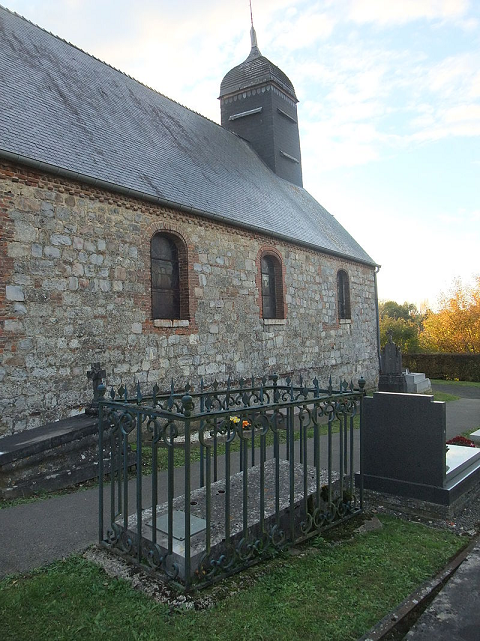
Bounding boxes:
[0,514,465,641]
[136,415,360,475]
[433,391,460,402]
[432,379,480,388]
[462,427,480,437]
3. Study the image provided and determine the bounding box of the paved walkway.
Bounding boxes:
[404,382,480,640]
[0,382,479,639]
[432,382,480,400]
[433,381,480,440]
[405,539,480,640]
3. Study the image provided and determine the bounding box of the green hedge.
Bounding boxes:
[402,353,480,382]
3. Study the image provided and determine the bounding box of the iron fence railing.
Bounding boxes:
[98,374,365,590]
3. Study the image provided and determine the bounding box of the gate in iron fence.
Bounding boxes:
[98,374,365,590]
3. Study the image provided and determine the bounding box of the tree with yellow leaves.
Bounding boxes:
[420,277,480,353]
[378,301,423,353]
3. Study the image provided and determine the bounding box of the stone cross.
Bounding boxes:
[87,363,106,405]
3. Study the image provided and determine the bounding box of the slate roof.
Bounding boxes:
[0,6,376,267]
[219,45,298,101]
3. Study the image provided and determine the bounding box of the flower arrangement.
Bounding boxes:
[229,416,251,430]
[446,435,476,448]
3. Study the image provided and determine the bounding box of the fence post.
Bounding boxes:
[98,382,106,544]
[182,393,194,587]
[358,377,366,510]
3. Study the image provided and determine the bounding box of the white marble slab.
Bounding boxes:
[446,444,480,481]
[469,429,480,445]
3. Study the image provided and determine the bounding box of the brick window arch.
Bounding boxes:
[337,269,351,320]
[151,232,189,320]
[259,250,286,319]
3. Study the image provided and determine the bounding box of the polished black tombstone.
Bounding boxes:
[361,392,480,506]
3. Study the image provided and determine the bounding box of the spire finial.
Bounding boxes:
[249,0,259,52]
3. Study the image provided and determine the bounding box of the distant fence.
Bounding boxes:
[98,374,365,590]
[403,354,480,382]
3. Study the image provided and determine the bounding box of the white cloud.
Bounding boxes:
[347,0,469,25]
[268,6,336,51]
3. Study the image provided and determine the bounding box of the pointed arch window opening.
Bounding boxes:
[337,269,351,321]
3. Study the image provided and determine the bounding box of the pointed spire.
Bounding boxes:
[248,0,261,58]
[250,24,258,50]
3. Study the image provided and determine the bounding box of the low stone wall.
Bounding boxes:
[0,414,135,499]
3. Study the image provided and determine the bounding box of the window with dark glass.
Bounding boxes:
[337,269,351,320]
[151,234,180,319]
[261,256,277,319]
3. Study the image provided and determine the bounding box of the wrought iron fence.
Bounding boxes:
[98,374,365,590]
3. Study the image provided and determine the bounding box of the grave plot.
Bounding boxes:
[122,459,339,582]
[98,375,365,590]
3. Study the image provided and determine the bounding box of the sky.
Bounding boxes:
[2,0,480,310]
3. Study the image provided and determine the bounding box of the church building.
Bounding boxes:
[0,7,379,435]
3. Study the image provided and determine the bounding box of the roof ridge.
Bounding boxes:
[0,3,225,131]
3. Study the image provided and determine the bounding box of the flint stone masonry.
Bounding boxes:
[0,163,378,435]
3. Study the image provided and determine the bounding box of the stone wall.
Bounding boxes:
[0,161,379,435]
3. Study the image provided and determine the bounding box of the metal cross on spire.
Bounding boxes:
[249,0,259,50]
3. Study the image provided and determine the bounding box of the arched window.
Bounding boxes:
[151,233,180,319]
[337,269,351,320]
[260,252,285,319]
[261,256,277,319]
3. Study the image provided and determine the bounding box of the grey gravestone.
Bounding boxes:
[360,392,480,506]
[404,370,432,394]
[378,335,407,392]
[363,392,445,491]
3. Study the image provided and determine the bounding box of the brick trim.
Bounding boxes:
[143,222,199,334]
[0,180,19,359]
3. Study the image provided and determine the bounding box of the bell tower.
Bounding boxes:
[219,22,303,187]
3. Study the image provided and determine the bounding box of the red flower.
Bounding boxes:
[446,436,476,448]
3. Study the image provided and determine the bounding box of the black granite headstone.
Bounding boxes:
[379,334,407,392]
[362,392,447,502]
